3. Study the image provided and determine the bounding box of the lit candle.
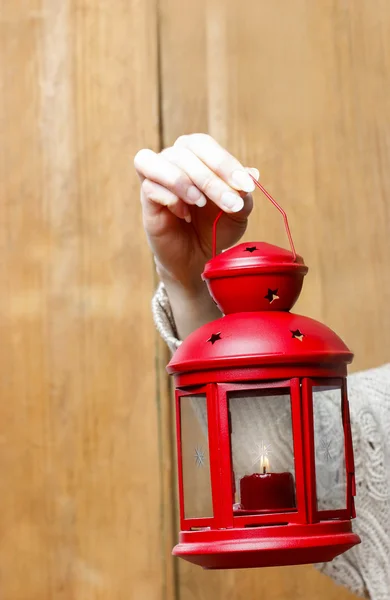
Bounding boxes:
[260,454,270,474]
[239,454,296,512]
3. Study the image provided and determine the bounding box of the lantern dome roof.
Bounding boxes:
[203,241,307,278]
[167,311,353,374]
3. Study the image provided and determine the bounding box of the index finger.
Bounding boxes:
[174,134,256,194]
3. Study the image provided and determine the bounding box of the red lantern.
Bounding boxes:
[167,178,360,570]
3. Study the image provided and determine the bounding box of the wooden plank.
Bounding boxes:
[0,0,175,598]
[159,0,390,598]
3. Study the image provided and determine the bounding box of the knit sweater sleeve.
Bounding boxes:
[152,283,390,600]
[317,366,390,600]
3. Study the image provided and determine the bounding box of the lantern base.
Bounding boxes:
[173,520,360,570]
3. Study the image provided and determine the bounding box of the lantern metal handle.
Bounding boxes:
[212,174,297,261]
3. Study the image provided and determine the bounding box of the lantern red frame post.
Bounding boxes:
[302,378,355,523]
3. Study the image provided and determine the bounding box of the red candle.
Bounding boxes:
[240,458,296,511]
[240,472,295,511]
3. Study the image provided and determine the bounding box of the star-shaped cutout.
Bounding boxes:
[264,288,279,303]
[207,332,222,345]
[245,246,257,253]
[291,329,304,341]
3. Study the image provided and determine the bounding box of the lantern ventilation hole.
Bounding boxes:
[264,288,279,303]
[207,332,222,345]
[291,329,305,341]
[244,246,258,253]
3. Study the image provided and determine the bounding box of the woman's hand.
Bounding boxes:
[134,133,259,338]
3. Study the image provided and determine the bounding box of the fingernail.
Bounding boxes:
[187,185,203,203]
[184,214,192,223]
[221,192,244,213]
[195,196,207,208]
[230,170,255,193]
[247,167,260,181]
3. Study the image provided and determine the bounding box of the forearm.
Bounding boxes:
[160,277,221,341]
[151,280,220,353]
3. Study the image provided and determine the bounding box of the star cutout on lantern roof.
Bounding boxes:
[291,329,305,341]
[207,332,222,345]
[245,246,257,253]
[264,288,279,303]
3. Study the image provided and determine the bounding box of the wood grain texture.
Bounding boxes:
[0,1,175,598]
[159,0,390,598]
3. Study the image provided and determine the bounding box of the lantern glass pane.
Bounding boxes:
[228,389,297,514]
[180,394,213,519]
[313,385,346,511]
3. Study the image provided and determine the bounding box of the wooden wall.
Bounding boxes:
[0,1,175,598]
[1,0,389,599]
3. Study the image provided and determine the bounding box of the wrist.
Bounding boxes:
[155,258,205,298]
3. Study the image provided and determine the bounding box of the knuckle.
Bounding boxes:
[163,145,192,164]
[215,154,230,171]
[196,132,212,141]
[192,132,212,145]
[174,135,189,147]
[202,173,217,197]
[160,146,177,161]
[175,132,213,152]
[172,172,190,193]
[141,178,155,197]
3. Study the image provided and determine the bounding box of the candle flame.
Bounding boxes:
[260,455,270,474]
[253,440,272,472]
